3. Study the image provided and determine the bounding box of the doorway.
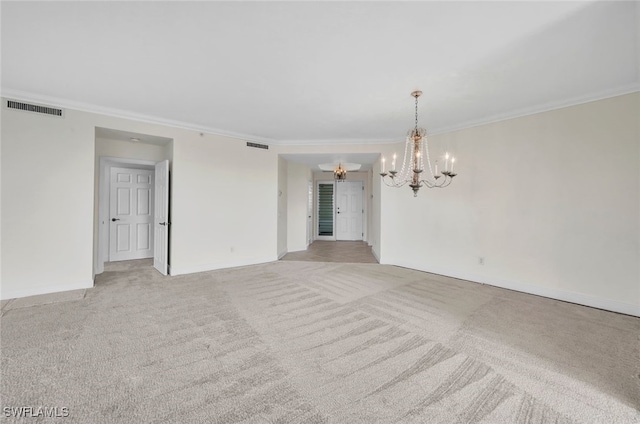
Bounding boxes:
[96,157,170,276]
[315,180,364,241]
[94,128,173,277]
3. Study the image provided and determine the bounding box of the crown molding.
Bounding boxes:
[427,83,640,136]
[276,137,402,146]
[0,89,278,145]
[3,84,638,146]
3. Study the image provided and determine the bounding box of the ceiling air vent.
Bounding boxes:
[6,100,64,117]
[246,142,269,150]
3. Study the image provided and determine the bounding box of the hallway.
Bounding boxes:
[281,241,378,264]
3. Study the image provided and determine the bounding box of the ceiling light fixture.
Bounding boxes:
[334,164,347,181]
[380,91,457,196]
[318,162,361,181]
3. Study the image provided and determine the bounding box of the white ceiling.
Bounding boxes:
[2,1,638,145]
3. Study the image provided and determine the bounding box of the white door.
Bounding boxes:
[154,160,169,275]
[109,167,154,261]
[336,181,363,241]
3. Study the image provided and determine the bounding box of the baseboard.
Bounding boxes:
[278,250,288,260]
[388,260,640,317]
[0,280,94,301]
[170,256,278,276]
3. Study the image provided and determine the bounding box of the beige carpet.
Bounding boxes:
[1,259,638,423]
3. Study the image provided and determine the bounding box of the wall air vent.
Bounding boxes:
[246,142,269,150]
[6,100,64,117]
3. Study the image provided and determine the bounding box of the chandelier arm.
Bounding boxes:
[422,177,436,188]
[393,179,410,188]
[426,176,446,188]
[381,176,410,188]
[422,175,446,188]
[421,179,435,188]
[437,176,452,188]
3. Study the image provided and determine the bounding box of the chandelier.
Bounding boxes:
[380,90,457,196]
[318,162,361,181]
[334,164,347,181]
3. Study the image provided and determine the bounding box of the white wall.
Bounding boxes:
[1,107,95,299]
[380,93,640,316]
[287,161,311,252]
[371,165,382,260]
[277,157,288,258]
[1,99,279,299]
[170,133,278,274]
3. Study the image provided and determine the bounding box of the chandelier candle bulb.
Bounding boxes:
[451,157,455,172]
[382,157,385,173]
[392,153,396,171]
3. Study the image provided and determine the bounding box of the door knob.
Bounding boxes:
[159,222,167,226]
[111,218,120,222]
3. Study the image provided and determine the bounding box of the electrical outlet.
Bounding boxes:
[478,257,484,265]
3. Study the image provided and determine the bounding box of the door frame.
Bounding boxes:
[96,156,157,276]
